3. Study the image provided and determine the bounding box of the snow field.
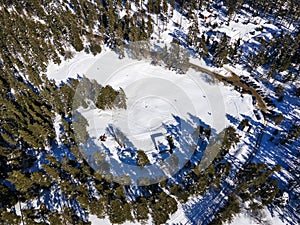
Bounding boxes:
[47,48,256,188]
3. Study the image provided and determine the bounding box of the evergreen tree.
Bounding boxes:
[137,150,150,167]
[133,197,149,223]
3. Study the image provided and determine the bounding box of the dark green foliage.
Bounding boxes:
[275,84,285,97]
[249,31,299,81]
[166,135,175,150]
[96,85,127,110]
[115,186,126,199]
[72,34,84,52]
[238,118,250,131]
[89,198,107,219]
[169,184,189,203]
[90,42,102,56]
[222,126,239,151]
[273,113,284,125]
[210,194,241,225]
[236,163,280,206]
[60,206,91,225]
[137,150,150,167]
[288,124,300,140]
[46,210,63,225]
[0,210,21,225]
[205,126,212,138]
[0,78,56,148]
[108,199,133,224]
[7,170,34,193]
[212,34,229,67]
[133,197,149,223]
[96,85,118,110]
[197,34,209,57]
[150,192,178,225]
[0,184,18,208]
[186,16,200,47]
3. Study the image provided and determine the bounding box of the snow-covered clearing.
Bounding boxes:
[47,50,110,84]
[47,49,255,186]
[46,48,267,225]
[224,208,286,225]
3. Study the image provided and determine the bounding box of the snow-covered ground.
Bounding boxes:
[47,50,110,84]
[47,49,255,187]
[225,208,286,225]
[89,216,138,225]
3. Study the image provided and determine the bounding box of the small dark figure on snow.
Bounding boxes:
[99,134,107,141]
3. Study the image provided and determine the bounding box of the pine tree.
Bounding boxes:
[89,197,107,219]
[108,199,132,224]
[147,15,153,36]
[133,197,149,223]
[7,170,34,193]
[0,210,21,225]
[137,150,150,167]
[163,0,168,15]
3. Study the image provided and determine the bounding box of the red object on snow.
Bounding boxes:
[100,135,107,141]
